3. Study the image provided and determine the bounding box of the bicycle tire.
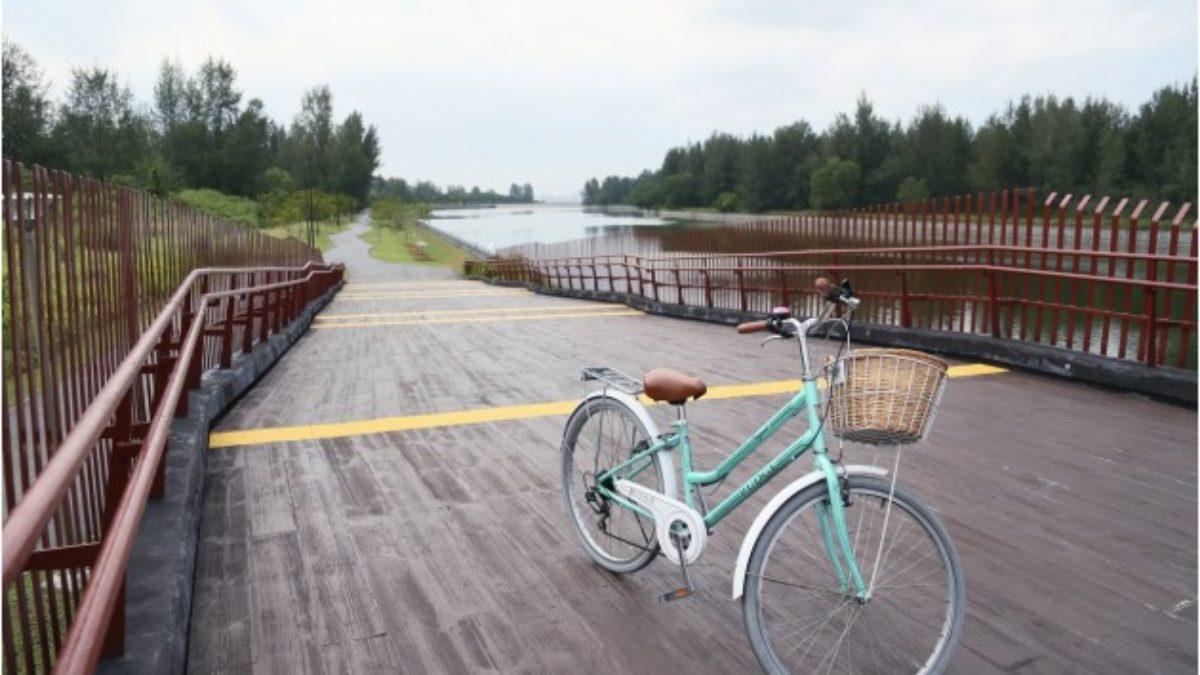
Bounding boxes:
[743,476,965,674]
[561,395,664,573]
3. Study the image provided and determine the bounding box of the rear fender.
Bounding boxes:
[564,391,677,501]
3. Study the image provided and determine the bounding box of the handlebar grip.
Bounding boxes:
[737,320,769,334]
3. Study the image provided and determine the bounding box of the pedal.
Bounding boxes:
[659,532,695,603]
[660,587,693,603]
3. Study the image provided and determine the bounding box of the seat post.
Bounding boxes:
[675,404,687,421]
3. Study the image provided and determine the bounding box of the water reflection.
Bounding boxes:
[428,204,676,254]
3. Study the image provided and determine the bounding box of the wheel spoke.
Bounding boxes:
[562,398,661,572]
[746,478,962,675]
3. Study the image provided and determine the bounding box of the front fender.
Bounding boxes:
[731,464,887,600]
[564,390,677,501]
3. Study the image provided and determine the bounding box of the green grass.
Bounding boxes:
[172,189,259,228]
[6,571,76,674]
[363,221,469,270]
[261,218,348,253]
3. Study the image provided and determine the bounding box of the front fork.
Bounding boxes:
[814,453,871,601]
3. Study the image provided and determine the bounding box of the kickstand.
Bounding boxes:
[660,533,694,603]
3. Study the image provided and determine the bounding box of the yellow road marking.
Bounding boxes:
[316,305,628,321]
[209,363,1008,449]
[310,310,643,329]
[336,290,530,300]
[344,281,484,289]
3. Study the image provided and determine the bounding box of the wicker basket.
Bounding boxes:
[827,349,949,445]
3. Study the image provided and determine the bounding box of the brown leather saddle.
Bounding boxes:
[643,369,707,405]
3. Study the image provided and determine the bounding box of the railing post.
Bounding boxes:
[736,258,746,312]
[898,272,912,328]
[779,269,789,309]
[118,190,139,349]
[242,291,255,354]
[986,271,1001,338]
[187,305,205,391]
[260,286,272,342]
[1144,287,1158,367]
[220,277,239,368]
[102,580,126,657]
[102,390,136,657]
[703,269,713,308]
[273,285,284,333]
[175,310,194,418]
[650,267,659,302]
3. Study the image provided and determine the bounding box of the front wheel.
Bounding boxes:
[743,476,964,674]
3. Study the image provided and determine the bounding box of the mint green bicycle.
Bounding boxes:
[561,279,965,674]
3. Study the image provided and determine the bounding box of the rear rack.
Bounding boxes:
[581,367,644,395]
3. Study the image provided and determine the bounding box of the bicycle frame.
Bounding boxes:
[594,370,872,598]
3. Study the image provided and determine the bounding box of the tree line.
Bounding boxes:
[2,38,381,222]
[583,80,1197,212]
[372,176,535,205]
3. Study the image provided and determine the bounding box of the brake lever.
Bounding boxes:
[759,334,789,348]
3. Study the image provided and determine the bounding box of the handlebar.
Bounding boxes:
[737,320,768,334]
[734,278,859,379]
[734,277,858,337]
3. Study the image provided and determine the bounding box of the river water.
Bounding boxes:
[428,204,677,254]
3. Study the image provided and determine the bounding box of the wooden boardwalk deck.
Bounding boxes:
[187,238,1197,673]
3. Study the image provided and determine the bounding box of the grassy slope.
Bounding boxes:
[261,218,349,253]
[363,220,469,270]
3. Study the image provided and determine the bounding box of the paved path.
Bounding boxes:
[187,227,1197,674]
[324,213,458,283]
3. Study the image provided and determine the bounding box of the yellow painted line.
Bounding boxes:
[310,310,643,329]
[316,305,628,321]
[942,363,1007,377]
[209,363,1008,449]
[701,363,1007,399]
[336,290,530,300]
[345,281,484,289]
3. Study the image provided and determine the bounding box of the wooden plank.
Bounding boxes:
[189,273,1197,675]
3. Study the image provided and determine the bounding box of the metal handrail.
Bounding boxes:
[1,262,335,589]
[1,262,343,675]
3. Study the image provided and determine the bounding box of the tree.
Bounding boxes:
[291,85,334,189]
[969,112,1016,191]
[700,133,741,205]
[582,178,600,205]
[221,99,272,195]
[766,122,818,210]
[330,111,380,206]
[810,157,861,210]
[2,39,55,165]
[658,172,700,208]
[52,66,149,181]
[735,134,773,212]
[900,105,973,197]
[1126,79,1197,202]
[896,176,930,203]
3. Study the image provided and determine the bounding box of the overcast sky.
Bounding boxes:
[4,0,1196,200]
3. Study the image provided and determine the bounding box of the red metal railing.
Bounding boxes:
[469,189,1196,369]
[2,161,343,674]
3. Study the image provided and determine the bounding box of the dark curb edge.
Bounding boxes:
[97,281,343,675]
[469,277,1196,406]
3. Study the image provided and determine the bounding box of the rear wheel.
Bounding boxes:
[561,396,663,573]
[743,477,964,674]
